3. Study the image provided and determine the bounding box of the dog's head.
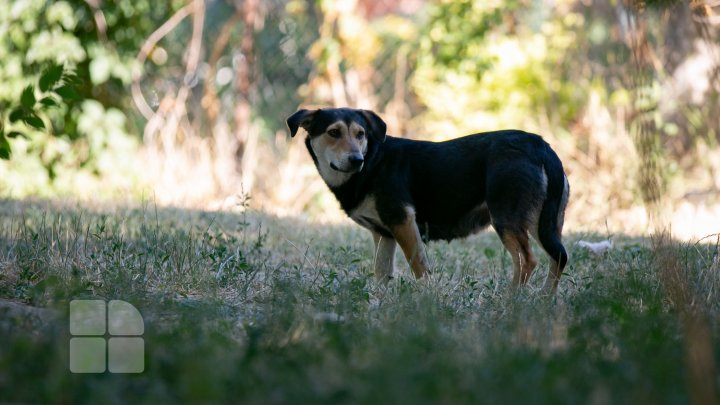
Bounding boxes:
[287,108,386,178]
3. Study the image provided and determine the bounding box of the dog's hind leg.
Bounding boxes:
[372,232,396,282]
[390,208,430,279]
[496,227,537,286]
[539,230,568,294]
[538,173,570,294]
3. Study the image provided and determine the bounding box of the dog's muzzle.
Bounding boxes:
[331,154,364,173]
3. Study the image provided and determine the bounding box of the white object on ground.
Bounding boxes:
[576,239,614,255]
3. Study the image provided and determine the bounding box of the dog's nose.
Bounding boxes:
[348,154,364,168]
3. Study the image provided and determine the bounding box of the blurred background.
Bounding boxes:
[1,0,719,239]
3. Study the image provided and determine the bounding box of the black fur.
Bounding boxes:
[288,108,568,278]
[288,108,386,142]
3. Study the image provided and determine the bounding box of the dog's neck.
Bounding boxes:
[306,137,354,188]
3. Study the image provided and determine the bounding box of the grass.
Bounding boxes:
[0,198,719,404]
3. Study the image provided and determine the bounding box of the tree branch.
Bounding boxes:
[131,1,197,120]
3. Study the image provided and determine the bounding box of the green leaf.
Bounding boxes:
[0,137,10,160]
[9,108,26,123]
[55,85,80,100]
[39,96,59,108]
[22,114,45,130]
[6,131,27,139]
[61,72,82,85]
[21,85,36,109]
[39,64,64,92]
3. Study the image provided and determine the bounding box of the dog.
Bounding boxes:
[287,108,569,293]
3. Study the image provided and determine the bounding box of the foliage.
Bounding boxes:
[412,0,585,137]
[250,0,320,133]
[1,0,718,217]
[0,64,80,160]
[0,0,177,196]
[644,0,684,8]
[0,0,325,201]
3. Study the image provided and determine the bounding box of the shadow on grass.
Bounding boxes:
[0,198,718,403]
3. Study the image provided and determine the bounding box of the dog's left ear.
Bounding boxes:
[287,109,317,137]
[360,110,387,143]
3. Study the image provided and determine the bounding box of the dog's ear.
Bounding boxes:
[360,110,387,143]
[287,109,317,137]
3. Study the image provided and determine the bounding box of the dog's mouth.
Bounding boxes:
[330,162,362,173]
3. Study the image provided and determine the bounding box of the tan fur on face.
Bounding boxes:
[309,120,369,187]
[320,121,368,165]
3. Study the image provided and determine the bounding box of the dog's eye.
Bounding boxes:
[356,131,365,139]
[327,129,340,138]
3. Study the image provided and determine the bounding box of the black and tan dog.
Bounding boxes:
[287,108,569,292]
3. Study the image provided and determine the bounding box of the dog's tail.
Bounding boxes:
[537,145,569,273]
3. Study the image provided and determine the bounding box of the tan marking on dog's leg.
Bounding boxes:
[390,209,429,279]
[500,234,524,285]
[372,232,396,282]
[542,259,562,294]
[500,230,537,286]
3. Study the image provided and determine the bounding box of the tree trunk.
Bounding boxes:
[234,0,259,192]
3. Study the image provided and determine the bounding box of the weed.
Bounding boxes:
[0,199,718,403]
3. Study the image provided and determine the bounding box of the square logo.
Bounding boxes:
[69,300,144,373]
[108,338,145,373]
[69,337,106,373]
[69,300,105,335]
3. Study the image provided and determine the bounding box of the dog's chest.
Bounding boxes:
[349,195,389,234]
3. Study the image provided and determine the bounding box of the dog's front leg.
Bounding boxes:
[372,232,396,282]
[390,209,430,279]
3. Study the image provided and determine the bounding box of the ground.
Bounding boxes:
[0,198,718,403]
